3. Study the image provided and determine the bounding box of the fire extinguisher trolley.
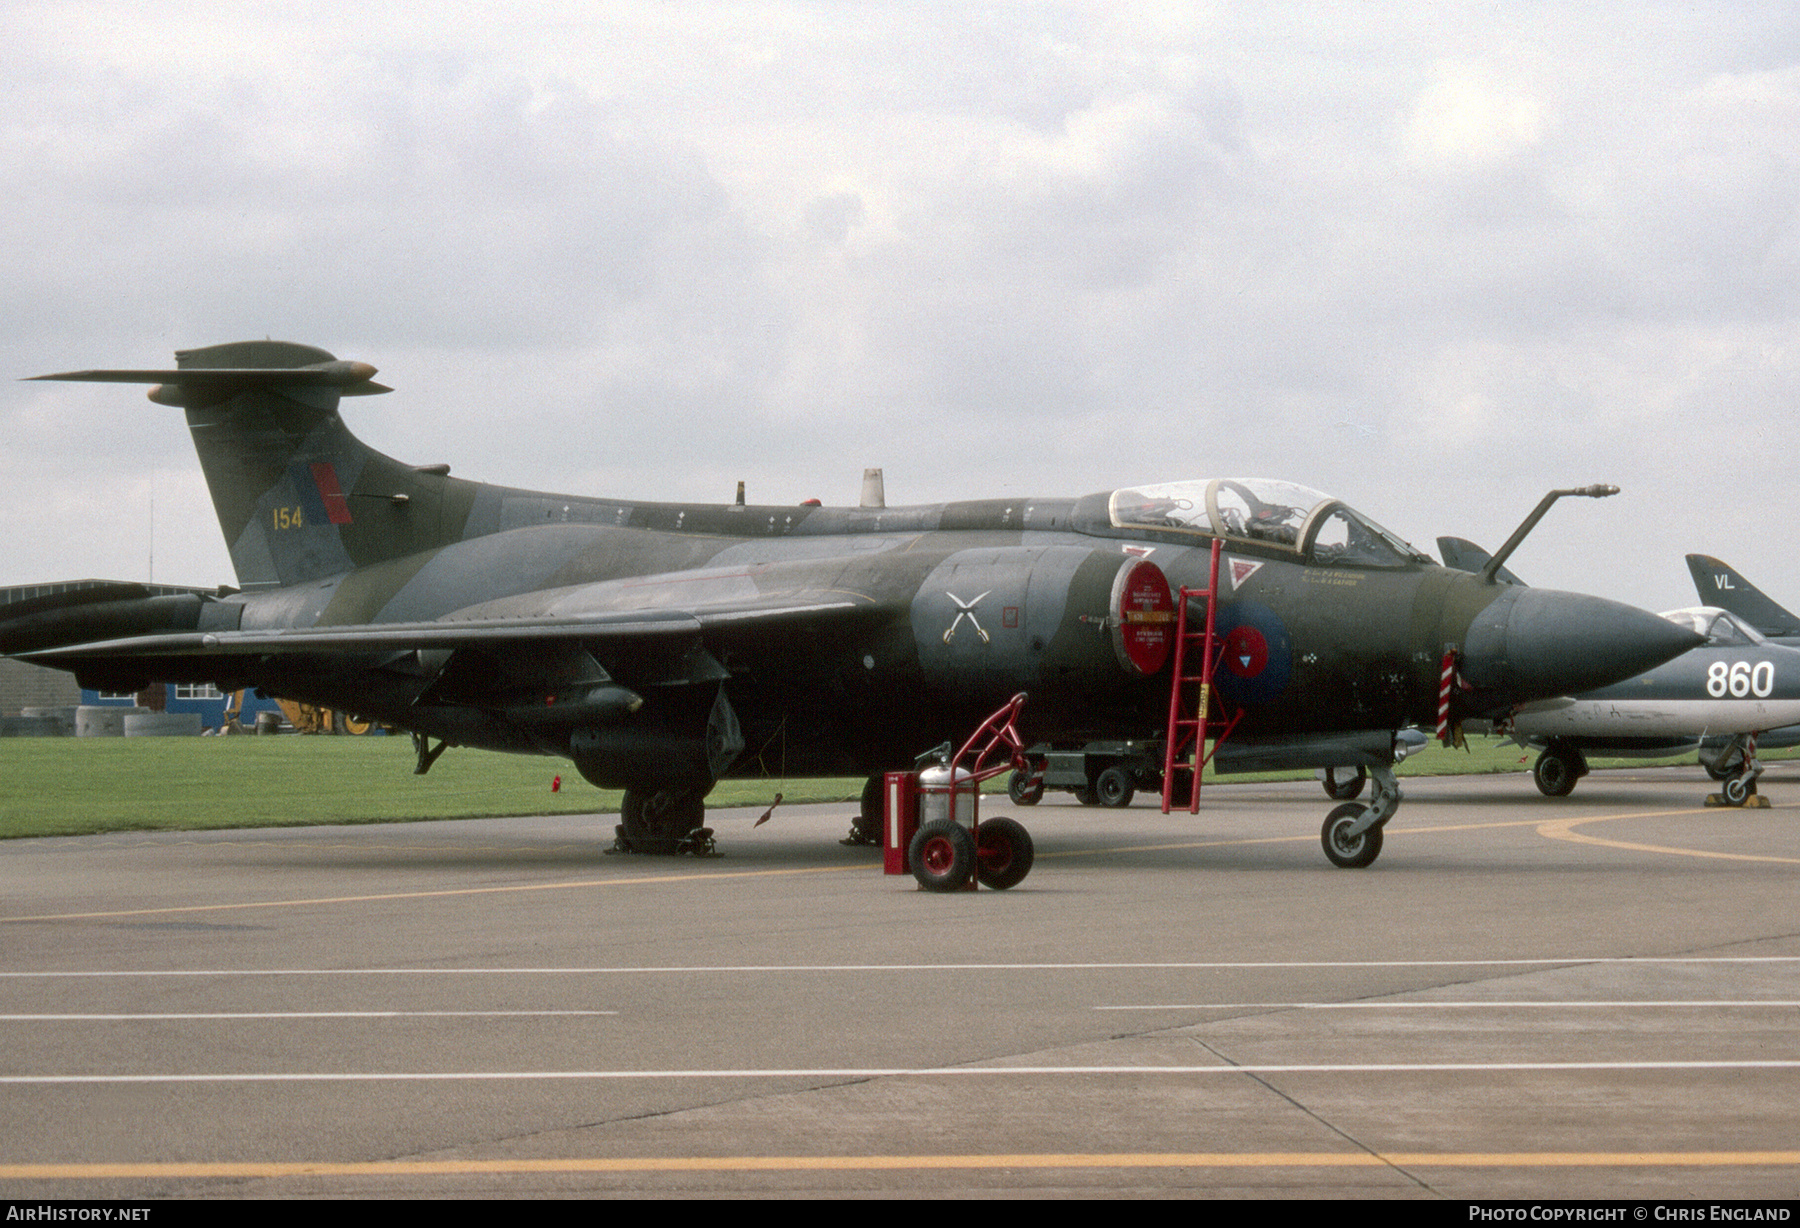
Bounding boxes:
[884,693,1037,892]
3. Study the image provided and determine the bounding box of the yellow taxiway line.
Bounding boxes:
[1536,808,1800,865]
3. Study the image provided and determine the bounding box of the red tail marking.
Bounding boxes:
[310,462,353,525]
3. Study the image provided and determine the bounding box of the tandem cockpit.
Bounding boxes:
[1658,607,1767,648]
[1106,478,1434,568]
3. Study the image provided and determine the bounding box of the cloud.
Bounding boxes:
[3,3,1800,613]
[1405,63,1547,166]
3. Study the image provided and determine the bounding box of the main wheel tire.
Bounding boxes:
[843,775,883,845]
[1533,750,1578,797]
[975,817,1034,889]
[1007,768,1045,806]
[909,819,976,892]
[1321,802,1384,868]
[1095,766,1135,809]
[621,788,706,854]
[1322,766,1367,801]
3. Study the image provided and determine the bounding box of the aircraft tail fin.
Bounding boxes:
[1685,554,1800,639]
[32,342,478,590]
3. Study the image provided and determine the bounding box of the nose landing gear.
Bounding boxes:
[1318,764,1401,869]
[1706,735,1770,808]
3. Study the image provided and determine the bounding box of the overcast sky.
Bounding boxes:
[3,2,1796,614]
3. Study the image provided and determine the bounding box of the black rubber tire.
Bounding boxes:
[844,774,883,844]
[1724,775,1751,805]
[1073,785,1098,806]
[1322,766,1367,801]
[621,788,706,854]
[1321,802,1383,869]
[975,817,1034,890]
[1533,750,1578,797]
[1007,769,1044,806]
[1095,766,1135,809]
[619,791,652,846]
[909,819,976,892]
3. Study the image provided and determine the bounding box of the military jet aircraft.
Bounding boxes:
[1686,555,1800,645]
[1440,537,1800,802]
[1,341,1701,866]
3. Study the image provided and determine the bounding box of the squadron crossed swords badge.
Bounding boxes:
[942,590,992,644]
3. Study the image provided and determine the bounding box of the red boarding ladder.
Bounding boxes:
[1161,538,1241,813]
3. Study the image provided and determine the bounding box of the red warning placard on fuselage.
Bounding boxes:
[1111,557,1175,676]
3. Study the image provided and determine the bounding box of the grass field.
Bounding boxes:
[0,732,1751,840]
[0,735,860,838]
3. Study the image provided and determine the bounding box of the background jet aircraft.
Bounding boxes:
[0,342,1700,865]
[1439,537,1797,801]
[1687,555,1800,645]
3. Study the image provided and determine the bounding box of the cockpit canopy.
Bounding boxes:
[1108,478,1429,568]
[1660,607,1766,647]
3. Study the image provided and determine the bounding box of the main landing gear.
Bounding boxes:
[611,787,717,856]
[1705,735,1769,808]
[1319,764,1401,869]
[841,776,884,846]
[1532,741,1589,797]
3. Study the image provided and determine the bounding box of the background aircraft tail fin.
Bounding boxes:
[33,342,478,590]
[1685,554,1800,639]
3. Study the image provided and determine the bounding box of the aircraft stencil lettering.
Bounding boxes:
[0,342,1702,864]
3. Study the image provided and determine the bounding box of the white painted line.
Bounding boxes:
[6,1060,1800,1085]
[3,956,1799,977]
[0,1010,617,1021]
[1098,1000,1800,1011]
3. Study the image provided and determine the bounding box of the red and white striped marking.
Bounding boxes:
[1436,649,1456,743]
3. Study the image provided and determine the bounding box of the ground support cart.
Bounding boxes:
[884,693,1037,893]
[1006,739,1163,809]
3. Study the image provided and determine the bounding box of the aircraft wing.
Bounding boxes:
[14,597,882,668]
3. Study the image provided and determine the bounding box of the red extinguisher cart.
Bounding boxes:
[884,693,1037,892]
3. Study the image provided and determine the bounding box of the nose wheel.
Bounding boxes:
[1321,804,1383,868]
[1706,735,1769,808]
[1318,764,1400,868]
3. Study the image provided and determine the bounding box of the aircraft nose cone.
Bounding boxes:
[1461,587,1704,704]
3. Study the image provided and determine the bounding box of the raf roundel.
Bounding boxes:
[1211,599,1294,706]
[1222,624,1269,679]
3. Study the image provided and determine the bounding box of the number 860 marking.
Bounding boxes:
[1708,660,1774,698]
